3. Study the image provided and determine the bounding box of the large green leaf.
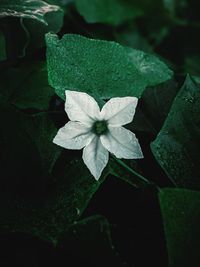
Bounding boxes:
[46,33,173,101]
[0,101,60,179]
[75,0,165,26]
[114,24,152,52]
[0,100,108,243]
[75,0,144,26]
[0,0,62,25]
[159,188,200,267]
[0,157,108,243]
[0,62,54,110]
[131,79,179,135]
[151,75,200,189]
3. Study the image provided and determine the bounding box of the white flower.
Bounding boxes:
[53,90,143,180]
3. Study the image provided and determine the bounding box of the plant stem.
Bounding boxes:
[112,156,149,184]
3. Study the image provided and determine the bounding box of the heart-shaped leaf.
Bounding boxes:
[46,33,173,101]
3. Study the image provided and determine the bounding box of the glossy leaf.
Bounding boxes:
[46,33,173,101]
[151,75,200,189]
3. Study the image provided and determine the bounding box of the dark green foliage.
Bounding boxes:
[0,0,200,266]
[151,76,200,189]
[0,62,54,109]
[159,188,200,267]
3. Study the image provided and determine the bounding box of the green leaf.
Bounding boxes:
[184,55,200,76]
[0,101,42,181]
[159,188,200,267]
[0,5,63,59]
[75,0,144,26]
[0,100,108,243]
[131,79,179,134]
[46,33,173,101]
[0,101,106,242]
[0,156,108,243]
[22,7,64,54]
[24,113,62,174]
[114,23,152,52]
[75,0,165,26]
[0,62,54,110]
[0,101,61,178]
[151,75,200,189]
[0,0,62,25]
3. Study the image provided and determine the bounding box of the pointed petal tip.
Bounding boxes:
[52,133,65,148]
[52,134,58,143]
[101,126,143,159]
[82,137,109,181]
[82,155,102,181]
[52,135,61,147]
[93,173,101,181]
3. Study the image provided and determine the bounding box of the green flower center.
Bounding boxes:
[92,120,108,136]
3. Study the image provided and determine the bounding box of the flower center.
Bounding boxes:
[92,120,108,136]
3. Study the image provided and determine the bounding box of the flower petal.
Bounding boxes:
[65,90,100,125]
[53,121,94,150]
[100,126,143,159]
[82,136,109,180]
[100,97,138,126]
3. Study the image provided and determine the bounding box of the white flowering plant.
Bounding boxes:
[0,2,199,266]
[53,90,143,180]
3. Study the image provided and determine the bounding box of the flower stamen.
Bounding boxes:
[92,120,108,136]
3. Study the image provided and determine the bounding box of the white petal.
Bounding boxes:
[53,121,94,150]
[82,136,109,180]
[65,90,100,125]
[100,97,138,126]
[100,126,143,159]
